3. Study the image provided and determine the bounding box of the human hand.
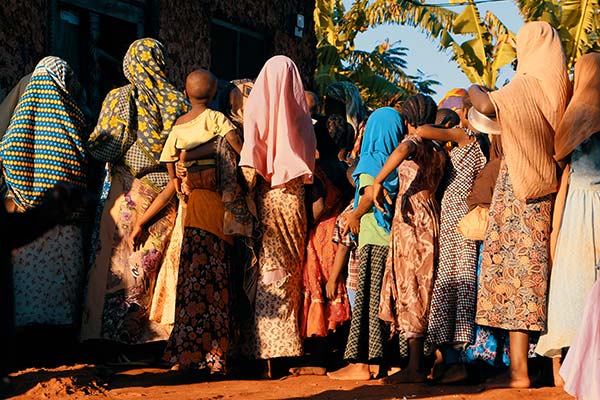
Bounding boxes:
[129,223,146,251]
[341,211,360,236]
[325,278,338,300]
[373,182,392,214]
[175,159,187,179]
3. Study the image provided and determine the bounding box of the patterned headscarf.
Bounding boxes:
[325,81,367,134]
[438,88,467,111]
[121,38,187,189]
[0,56,87,210]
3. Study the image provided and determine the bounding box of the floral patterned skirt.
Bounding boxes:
[13,224,84,327]
[475,162,552,331]
[81,167,176,344]
[243,178,307,359]
[164,227,231,373]
[149,201,187,331]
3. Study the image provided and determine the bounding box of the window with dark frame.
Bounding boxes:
[49,0,147,115]
[210,19,267,82]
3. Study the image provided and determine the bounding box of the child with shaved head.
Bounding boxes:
[160,69,242,194]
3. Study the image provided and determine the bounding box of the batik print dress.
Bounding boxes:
[475,160,552,332]
[244,177,307,359]
[81,38,187,344]
[378,136,446,356]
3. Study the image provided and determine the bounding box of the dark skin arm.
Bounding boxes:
[372,141,416,213]
[180,139,217,162]
[468,84,496,116]
[224,129,243,154]
[326,244,351,300]
[341,185,374,236]
[130,180,177,250]
[166,162,182,194]
[416,125,474,147]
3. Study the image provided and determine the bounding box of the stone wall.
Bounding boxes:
[158,0,317,89]
[0,0,47,98]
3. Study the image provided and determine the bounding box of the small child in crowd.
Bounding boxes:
[160,69,242,196]
[131,69,241,246]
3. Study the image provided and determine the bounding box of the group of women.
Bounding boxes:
[0,20,598,399]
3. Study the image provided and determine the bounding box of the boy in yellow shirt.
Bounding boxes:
[160,69,242,195]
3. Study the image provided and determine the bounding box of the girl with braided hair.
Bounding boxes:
[379,93,487,384]
[372,94,447,383]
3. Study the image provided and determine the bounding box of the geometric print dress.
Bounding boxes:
[426,134,487,346]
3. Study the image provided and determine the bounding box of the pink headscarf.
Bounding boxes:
[239,55,315,187]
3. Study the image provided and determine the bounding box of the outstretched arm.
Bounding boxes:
[130,180,177,250]
[416,125,473,147]
[372,141,416,212]
[181,139,217,162]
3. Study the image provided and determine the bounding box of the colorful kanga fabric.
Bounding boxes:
[88,38,187,190]
[0,56,86,209]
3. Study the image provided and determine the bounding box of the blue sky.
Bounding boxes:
[342,1,525,102]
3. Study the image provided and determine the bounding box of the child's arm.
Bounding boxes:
[326,244,351,300]
[165,162,182,194]
[416,125,473,147]
[224,129,243,154]
[341,185,374,236]
[372,141,416,213]
[130,180,177,250]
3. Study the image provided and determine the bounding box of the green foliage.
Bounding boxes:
[364,0,516,89]
[313,0,439,108]
[516,0,600,69]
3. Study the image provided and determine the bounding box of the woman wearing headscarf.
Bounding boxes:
[325,82,367,163]
[0,74,32,200]
[328,107,403,380]
[81,38,188,347]
[536,53,600,392]
[298,86,355,360]
[0,56,87,329]
[240,55,315,377]
[468,21,571,387]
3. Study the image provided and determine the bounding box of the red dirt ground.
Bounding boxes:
[6,364,575,400]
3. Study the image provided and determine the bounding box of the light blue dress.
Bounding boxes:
[537,133,600,357]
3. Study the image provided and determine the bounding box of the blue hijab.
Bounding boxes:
[352,107,405,233]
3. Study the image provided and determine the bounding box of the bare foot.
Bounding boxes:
[289,366,327,376]
[327,363,371,380]
[388,367,401,376]
[485,372,531,389]
[369,364,381,379]
[436,364,468,385]
[383,368,427,384]
[429,350,444,380]
[552,357,565,387]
